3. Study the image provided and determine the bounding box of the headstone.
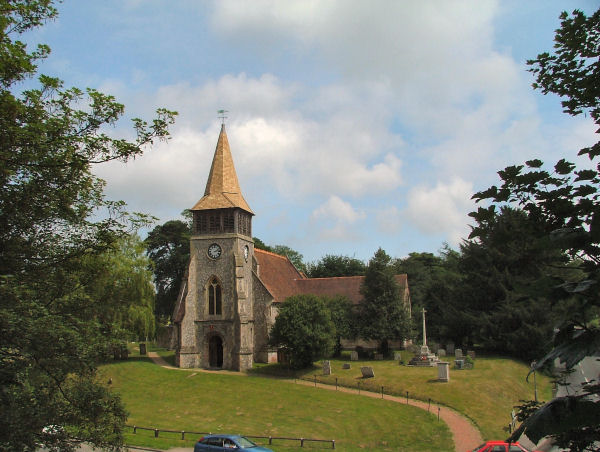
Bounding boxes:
[455,348,463,358]
[322,360,331,376]
[350,351,358,361]
[446,342,455,355]
[467,350,476,359]
[375,353,383,360]
[455,359,464,369]
[342,363,351,369]
[437,349,446,357]
[139,343,146,355]
[360,366,375,378]
[437,361,450,382]
[394,352,402,361]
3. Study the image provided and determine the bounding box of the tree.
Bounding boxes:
[324,295,356,357]
[471,8,600,450]
[90,234,157,342]
[0,1,175,450]
[252,237,272,252]
[306,254,366,278]
[461,207,570,359]
[145,219,190,319]
[358,248,411,356]
[269,294,335,369]
[393,248,462,343]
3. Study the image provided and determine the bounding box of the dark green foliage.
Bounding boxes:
[473,8,600,450]
[0,1,175,450]
[306,254,366,278]
[461,207,569,359]
[145,219,190,318]
[324,295,356,357]
[269,294,335,369]
[252,237,272,251]
[358,248,411,355]
[393,248,462,343]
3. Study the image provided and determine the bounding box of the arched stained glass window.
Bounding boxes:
[208,277,222,315]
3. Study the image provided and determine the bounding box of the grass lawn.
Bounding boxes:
[100,355,451,451]
[252,350,553,440]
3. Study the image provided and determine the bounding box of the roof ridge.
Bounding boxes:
[254,248,288,259]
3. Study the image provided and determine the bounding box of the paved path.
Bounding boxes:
[145,352,483,451]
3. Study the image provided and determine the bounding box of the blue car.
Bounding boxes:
[194,434,273,451]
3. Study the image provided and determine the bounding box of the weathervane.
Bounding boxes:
[217,109,229,125]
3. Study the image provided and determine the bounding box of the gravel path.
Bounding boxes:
[145,352,483,451]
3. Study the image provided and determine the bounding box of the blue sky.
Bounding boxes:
[26,0,598,263]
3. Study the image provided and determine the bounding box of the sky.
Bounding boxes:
[25,0,598,263]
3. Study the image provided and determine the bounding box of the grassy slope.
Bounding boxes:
[100,357,451,452]
[261,350,553,440]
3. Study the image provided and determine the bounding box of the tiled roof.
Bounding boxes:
[191,124,253,214]
[254,248,408,305]
[254,248,305,302]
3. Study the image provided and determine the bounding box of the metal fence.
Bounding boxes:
[126,425,336,449]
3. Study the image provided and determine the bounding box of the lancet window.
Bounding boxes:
[208,277,222,316]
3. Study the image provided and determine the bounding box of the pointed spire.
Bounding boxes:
[191,124,253,214]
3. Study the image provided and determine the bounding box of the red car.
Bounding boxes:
[468,440,533,452]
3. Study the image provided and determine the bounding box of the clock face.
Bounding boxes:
[207,243,222,259]
[243,245,249,261]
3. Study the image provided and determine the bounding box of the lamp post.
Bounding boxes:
[531,360,538,402]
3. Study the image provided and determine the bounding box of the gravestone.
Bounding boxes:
[467,350,476,359]
[139,343,146,355]
[446,342,455,355]
[394,352,402,361]
[350,351,358,361]
[455,348,463,359]
[342,363,351,369]
[360,366,375,378]
[375,354,383,360]
[437,361,450,382]
[322,360,331,375]
[437,349,446,357]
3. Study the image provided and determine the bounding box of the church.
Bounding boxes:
[172,124,411,371]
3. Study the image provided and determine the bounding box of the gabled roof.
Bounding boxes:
[191,124,253,214]
[253,248,408,304]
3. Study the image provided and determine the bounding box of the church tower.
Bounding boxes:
[175,124,255,371]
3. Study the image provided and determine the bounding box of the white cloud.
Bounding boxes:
[404,179,476,246]
[312,196,365,223]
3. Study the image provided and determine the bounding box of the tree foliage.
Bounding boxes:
[306,254,366,278]
[469,8,600,450]
[90,234,156,341]
[358,248,411,356]
[271,244,307,274]
[393,249,461,343]
[324,295,356,357]
[0,1,175,450]
[269,294,335,369]
[145,219,190,319]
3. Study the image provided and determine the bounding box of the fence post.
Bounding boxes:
[332,439,335,449]
[438,406,441,421]
[314,375,317,387]
[181,431,185,440]
[133,426,137,434]
[381,386,384,398]
[358,381,360,394]
[428,398,431,412]
[301,438,304,447]
[269,436,272,445]
[154,429,159,438]
[406,391,409,404]
[335,377,338,391]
